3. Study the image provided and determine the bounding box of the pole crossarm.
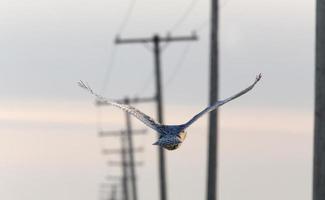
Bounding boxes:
[106,175,123,181]
[108,161,144,167]
[96,96,156,106]
[100,183,118,189]
[102,147,144,155]
[115,32,198,45]
[98,129,147,137]
[106,175,136,180]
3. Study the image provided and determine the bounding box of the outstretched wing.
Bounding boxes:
[181,74,262,130]
[78,81,163,134]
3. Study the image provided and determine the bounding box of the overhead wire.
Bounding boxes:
[164,42,192,87]
[169,0,200,32]
[117,0,137,34]
[98,0,139,157]
[133,69,154,97]
[135,0,200,96]
[101,45,118,94]
[160,0,203,88]
[196,20,209,33]
[101,0,138,93]
[163,0,233,89]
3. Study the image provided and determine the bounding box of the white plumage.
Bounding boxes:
[78,74,262,150]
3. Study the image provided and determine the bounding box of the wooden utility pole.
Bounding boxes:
[313,0,325,199]
[97,96,153,200]
[115,33,197,200]
[121,130,130,200]
[152,36,166,200]
[109,184,118,200]
[100,129,145,200]
[125,98,138,200]
[99,129,131,200]
[207,0,219,199]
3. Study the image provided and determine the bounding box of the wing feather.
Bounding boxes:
[181,74,262,130]
[78,81,163,133]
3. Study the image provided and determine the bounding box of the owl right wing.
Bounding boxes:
[78,81,164,134]
[180,74,262,130]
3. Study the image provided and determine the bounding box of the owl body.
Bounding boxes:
[153,130,187,150]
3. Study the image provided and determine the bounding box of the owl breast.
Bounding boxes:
[164,143,182,150]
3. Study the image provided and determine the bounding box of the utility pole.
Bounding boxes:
[124,98,138,200]
[99,129,146,200]
[313,0,325,199]
[109,184,117,200]
[98,96,154,200]
[207,0,219,199]
[121,130,129,200]
[99,129,131,200]
[115,32,198,200]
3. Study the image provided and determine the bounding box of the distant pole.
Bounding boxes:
[121,130,129,200]
[207,0,219,199]
[116,33,197,200]
[152,34,167,200]
[97,97,152,200]
[124,98,138,200]
[313,0,325,199]
[109,185,117,200]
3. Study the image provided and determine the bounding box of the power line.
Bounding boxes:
[164,0,233,89]
[163,21,211,88]
[164,42,193,87]
[169,0,200,32]
[117,0,137,34]
[101,45,118,93]
[98,96,154,200]
[195,20,209,33]
[134,32,199,96]
[101,0,138,93]
[112,0,206,97]
[133,69,154,96]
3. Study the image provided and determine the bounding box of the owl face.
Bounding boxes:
[177,130,187,142]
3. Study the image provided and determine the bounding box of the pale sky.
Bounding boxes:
[0,0,315,200]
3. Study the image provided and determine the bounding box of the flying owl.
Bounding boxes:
[78,74,261,151]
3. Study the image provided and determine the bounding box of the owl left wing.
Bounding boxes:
[78,81,164,134]
[180,74,262,130]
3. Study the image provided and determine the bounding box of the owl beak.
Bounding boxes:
[152,141,159,145]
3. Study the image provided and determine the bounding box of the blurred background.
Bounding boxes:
[0,0,315,200]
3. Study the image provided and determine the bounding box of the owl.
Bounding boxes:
[79,74,261,150]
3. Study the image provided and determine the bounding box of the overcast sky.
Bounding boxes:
[0,0,315,200]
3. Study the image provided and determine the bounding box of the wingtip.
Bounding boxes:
[256,73,262,82]
[77,80,86,88]
[77,80,94,95]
